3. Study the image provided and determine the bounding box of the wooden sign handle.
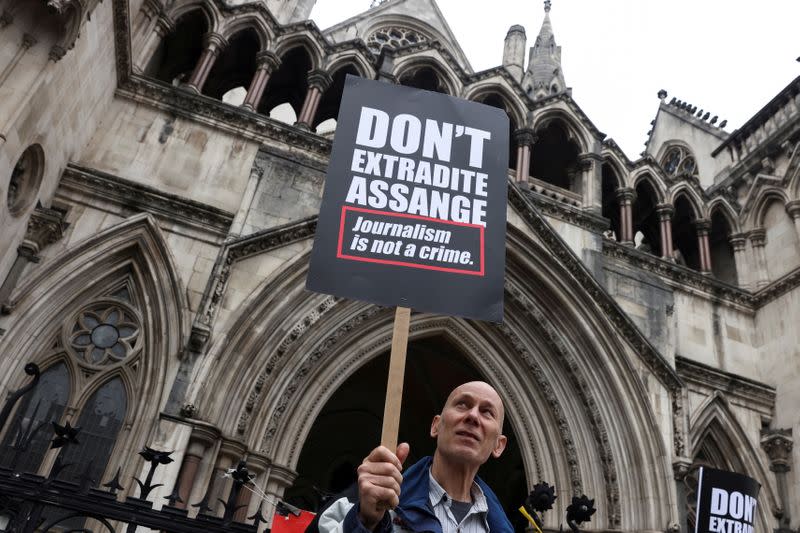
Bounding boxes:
[380,306,411,451]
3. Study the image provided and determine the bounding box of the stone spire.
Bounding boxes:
[523,0,568,101]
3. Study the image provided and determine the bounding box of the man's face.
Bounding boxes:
[430,381,507,466]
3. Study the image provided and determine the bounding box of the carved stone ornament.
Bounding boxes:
[19,205,69,260]
[760,429,793,473]
[180,403,198,419]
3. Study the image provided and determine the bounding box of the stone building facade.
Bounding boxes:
[0,0,797,531]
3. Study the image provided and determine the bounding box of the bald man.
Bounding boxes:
[312,381,513,533]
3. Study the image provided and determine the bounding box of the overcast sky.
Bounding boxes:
[310,0,798,161]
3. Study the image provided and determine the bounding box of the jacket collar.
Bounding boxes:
[397,456,513,533]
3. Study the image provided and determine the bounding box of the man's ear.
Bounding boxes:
[491,434,507,459]
[430,414,441,438]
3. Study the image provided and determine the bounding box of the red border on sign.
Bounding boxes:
[336,205,485,276]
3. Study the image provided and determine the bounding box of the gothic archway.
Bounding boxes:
[283,335,528,531]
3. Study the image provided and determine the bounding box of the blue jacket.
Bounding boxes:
[312,456,513,533]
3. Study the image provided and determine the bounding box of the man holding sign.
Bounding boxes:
[306,77,510,533]
[312,381,513,533]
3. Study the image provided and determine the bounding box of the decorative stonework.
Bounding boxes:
[508,186,683,389]
[260,305,386,447]
[603,239,754,308]
[760,429,793,473]
[195,216,317,338]
[19,205,69,261]
[7,145,45,218]
[676,357,776,411]
[523,188,608,233]
[235,295,338,436]
[59,164,233,234]
[494,319,583,496]
[366,26,428,56]
[505,283,620,526]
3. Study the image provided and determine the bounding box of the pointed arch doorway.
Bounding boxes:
[283,335,528,531]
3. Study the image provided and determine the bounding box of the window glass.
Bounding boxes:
[0,363,70,473]
[58,378,127,484]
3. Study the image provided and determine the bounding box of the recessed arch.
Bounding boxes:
[188,216,675,530]
[273,34,323,71]
[167,0,220,34]
[324,53,374,80]
[532,108,592,155]
[751,188,790,229]
[631,170,666,203]
[672,193,701,270]
[259,45,313,117]
[464,83,526,129]
[202,27,260,101]
[146,8,209,85]
[220,14,272,51]
[633,177,662,256]
[0,214,188,487]
[312,63,362,130]
[530,120,581,191]
[709,207,737,284]
[601,162,623,241]
[668,185,704,219]
[396,59,456,96]
[688,394,778,531]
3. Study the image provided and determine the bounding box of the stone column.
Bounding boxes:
[760,429,793,531]
[185,32,227,94]
[749,228,770,289]
[578,152,603,213]
[295,70,333,130]
[656,204,674,259]
[513,129,535,185]
[0,33,36,87]
[242,453,271,524]
[616,188,635,245]
[262,463,298,528]
[728,233,748,288]
[0,206,68,312]
[173,424,219,510]
[241,51,281,112]
[785,200,800,243]
[207,440,247,516]
[134,12,175,75]
[695,218,712,273]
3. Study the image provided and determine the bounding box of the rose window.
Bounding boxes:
[660,146,698,177]
[70,304,140,364]
[366,26,426,55]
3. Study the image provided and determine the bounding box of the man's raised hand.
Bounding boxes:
[356,443,410,531]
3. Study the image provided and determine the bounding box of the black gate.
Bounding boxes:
[0,363,265,532]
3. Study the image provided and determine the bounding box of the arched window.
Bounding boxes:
[202,28,259,101]
[259,46,312,119]
[399,65,448,95]
[632,179,661,256]
[601,163,622,241]
[530,122,580,191]
[709,209,736,284]
[146,10,208,85]
[313,64,360,134]
[0,363,69,473]
[58,378,127,484]
[660,145,698,178]
[479,93,516,171]
[672,195,701,270]
[0,289,140,480]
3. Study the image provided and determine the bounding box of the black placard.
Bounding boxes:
[307,76,508,322]
[694,467,761,533]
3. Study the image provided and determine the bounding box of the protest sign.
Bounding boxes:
[307,75,509,323]
[694,467,760,533]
